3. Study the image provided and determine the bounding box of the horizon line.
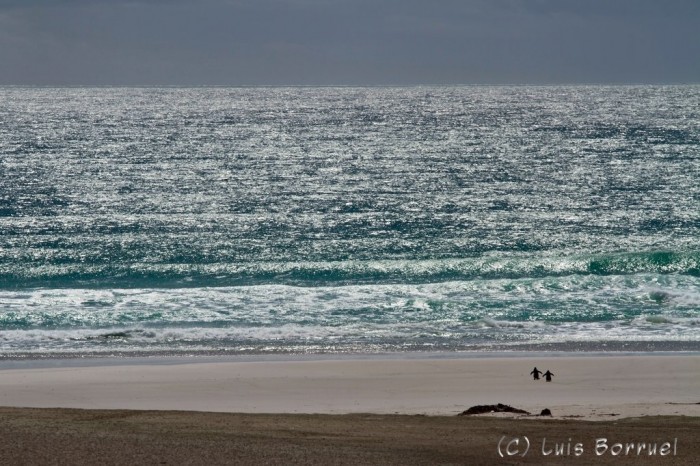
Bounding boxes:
[2,82,699,89]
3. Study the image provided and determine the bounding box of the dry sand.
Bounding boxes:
[0,408,698,465]
[1,354,698,464]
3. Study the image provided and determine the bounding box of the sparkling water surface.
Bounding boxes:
[1,86,699,356]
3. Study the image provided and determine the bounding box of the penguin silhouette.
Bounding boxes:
[543,370,554,382]
[530,367,543,380]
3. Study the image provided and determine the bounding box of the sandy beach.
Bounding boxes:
[0,408,698,465]
[1,354,698,419]
[1,354,698,464]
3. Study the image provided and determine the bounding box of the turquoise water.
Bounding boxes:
[1,86,699,356]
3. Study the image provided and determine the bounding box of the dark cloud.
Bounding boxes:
[0,0,174,7]
[0,0,698,85]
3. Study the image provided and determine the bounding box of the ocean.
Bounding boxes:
[1,85,698,358]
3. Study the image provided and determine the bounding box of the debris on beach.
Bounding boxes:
[458,403,530,416]
[540,408,552,416]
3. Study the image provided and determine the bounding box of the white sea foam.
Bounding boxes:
[0,278,697,355]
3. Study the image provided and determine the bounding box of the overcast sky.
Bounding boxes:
[1,0,699,85]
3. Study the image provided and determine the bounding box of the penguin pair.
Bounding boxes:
[530,367,554,382]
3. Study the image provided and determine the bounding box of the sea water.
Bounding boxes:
[0,86,698,357]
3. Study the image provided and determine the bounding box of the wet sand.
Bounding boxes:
[1,355,698,419]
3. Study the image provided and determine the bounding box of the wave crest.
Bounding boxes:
[0,250,697,288]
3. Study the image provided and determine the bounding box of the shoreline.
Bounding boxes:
[1,353,698,421]
[2,339,698,362]
[1,348,700,370]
